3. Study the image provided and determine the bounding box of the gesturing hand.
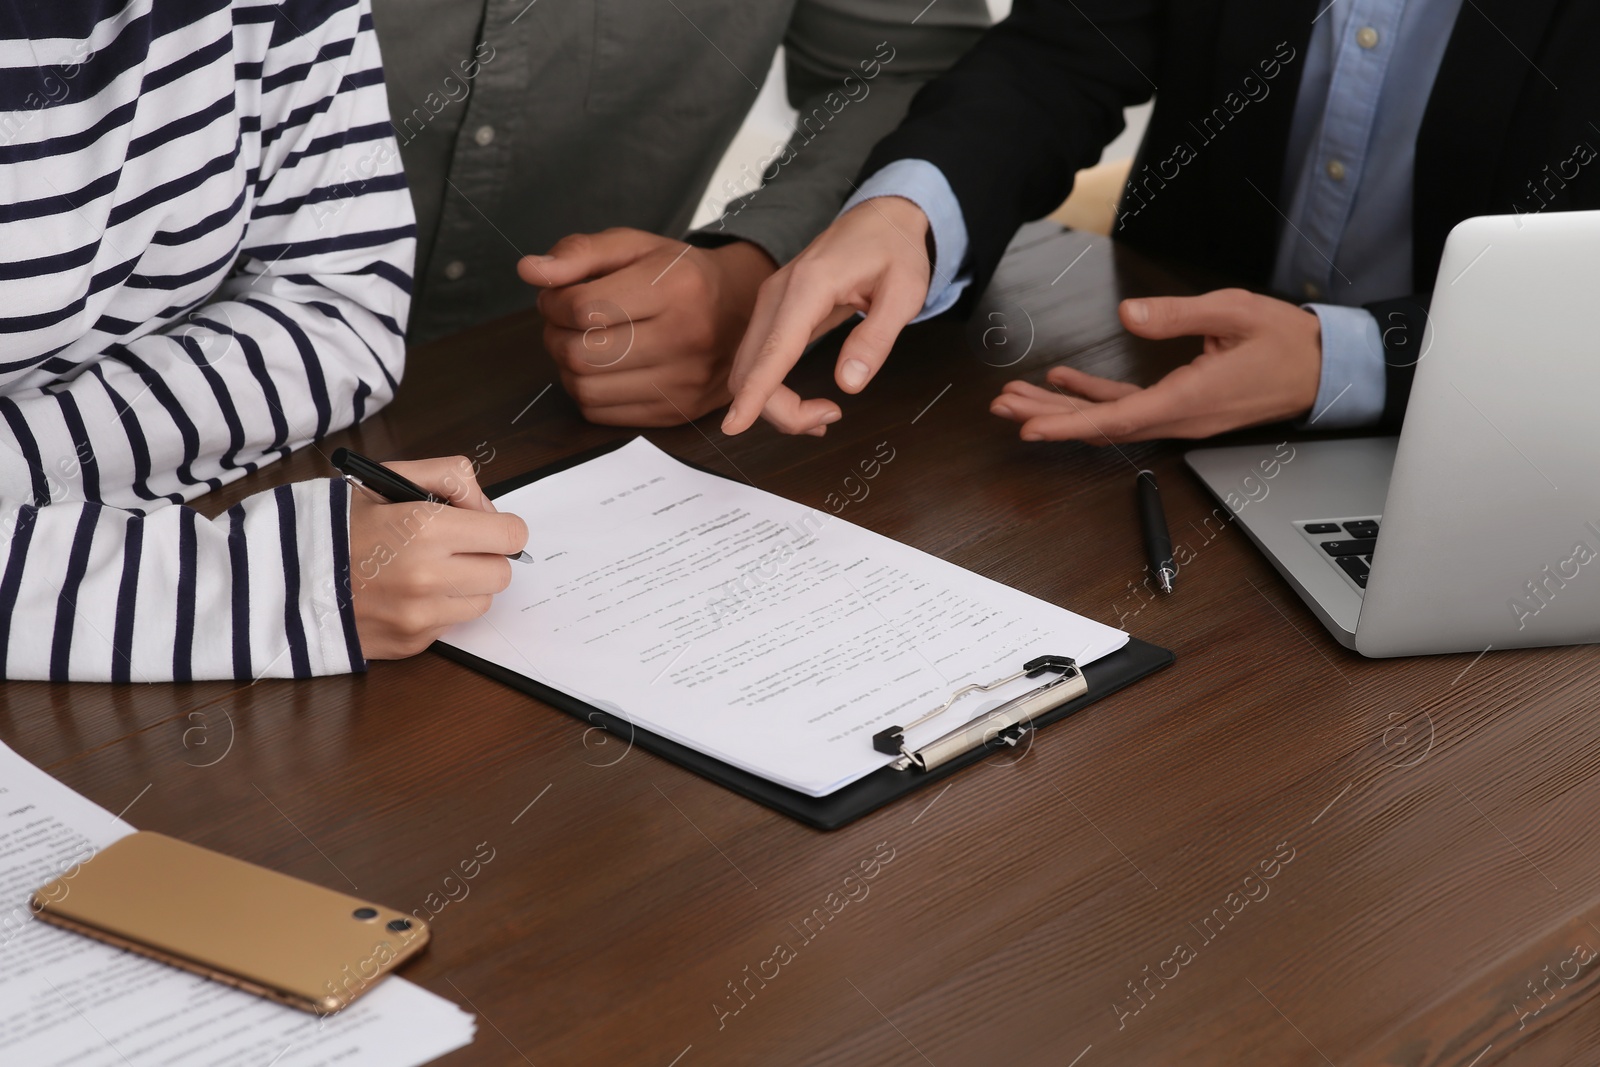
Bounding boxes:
[348,456,529,660]
[990,289,1323,443]
[519,229,776,427]
[721,197,933,437]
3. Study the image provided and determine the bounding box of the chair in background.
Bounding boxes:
[1048,157,1132,236]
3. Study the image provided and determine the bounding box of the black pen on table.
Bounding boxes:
[331,447,533,564]
[1136,469,1175,594]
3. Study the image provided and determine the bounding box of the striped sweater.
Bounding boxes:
[0,0,414,681]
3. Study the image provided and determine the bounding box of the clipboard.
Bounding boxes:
[434,441,1176,830]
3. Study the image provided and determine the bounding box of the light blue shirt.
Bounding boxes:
[843,0,1465,429]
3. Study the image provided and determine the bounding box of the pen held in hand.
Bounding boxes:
[330,447,533,564]
[1137,469,1175,594]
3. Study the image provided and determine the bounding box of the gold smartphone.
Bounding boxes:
[31,831,428,1014]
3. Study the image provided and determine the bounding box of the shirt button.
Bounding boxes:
[473,125,495,147]
[444,260,467,281]
[1356,26,1379,48]
[1326,159,1347,181]
[1302,281,1322,300]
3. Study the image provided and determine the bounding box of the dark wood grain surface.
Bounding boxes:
[7,224,1600,1066]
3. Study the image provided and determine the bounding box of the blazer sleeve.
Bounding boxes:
[857,0,1160,297]
[0,0,410,681]
[687,0,990,264]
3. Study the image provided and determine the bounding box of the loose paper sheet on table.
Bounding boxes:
[444,438,1128,796]
[0,742,475,1066]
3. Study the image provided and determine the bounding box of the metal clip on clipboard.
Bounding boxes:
[871,655,1085,772]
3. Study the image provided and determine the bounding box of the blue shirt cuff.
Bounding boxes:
[1301,304,1387,429]
[842,159,972,322]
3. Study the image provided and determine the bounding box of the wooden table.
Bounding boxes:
[7,225,1600,1066]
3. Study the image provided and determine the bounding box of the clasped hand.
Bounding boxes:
[519,228,777,427]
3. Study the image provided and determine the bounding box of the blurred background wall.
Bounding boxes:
[691,0,1152,232]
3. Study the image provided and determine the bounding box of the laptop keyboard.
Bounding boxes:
[1295,517,1381,591]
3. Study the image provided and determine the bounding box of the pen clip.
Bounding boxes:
[341,472,389,506]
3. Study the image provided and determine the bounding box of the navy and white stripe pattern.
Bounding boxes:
[0,0,413,680]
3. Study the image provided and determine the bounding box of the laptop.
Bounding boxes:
[1185,209,1600,657]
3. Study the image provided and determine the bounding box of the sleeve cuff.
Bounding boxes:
[841,159,972,322]
[297,477,366,676]
[1300,304,1388,429]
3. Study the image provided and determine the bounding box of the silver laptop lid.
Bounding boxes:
[1355,210,1600,656]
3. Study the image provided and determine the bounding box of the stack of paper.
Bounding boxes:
[444,438,1128,796]
[0,742,475,1066]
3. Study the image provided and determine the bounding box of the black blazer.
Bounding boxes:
[860,0,1600,426]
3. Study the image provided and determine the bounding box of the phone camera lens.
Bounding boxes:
[386,918,412,933]
[352,907,378,920]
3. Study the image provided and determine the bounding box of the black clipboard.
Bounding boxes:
[434,441,1176,830]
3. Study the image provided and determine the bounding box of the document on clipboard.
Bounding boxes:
[440,438,1130,798]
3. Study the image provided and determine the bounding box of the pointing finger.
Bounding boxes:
[723,273,837,434]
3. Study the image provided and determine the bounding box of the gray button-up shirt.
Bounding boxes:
[372,0,989,341]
